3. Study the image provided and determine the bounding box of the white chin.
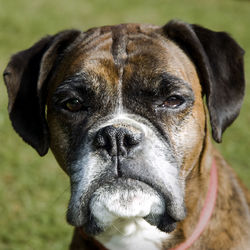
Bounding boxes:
[89,179,165,228]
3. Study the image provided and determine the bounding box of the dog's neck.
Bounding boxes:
[167,136,215,248]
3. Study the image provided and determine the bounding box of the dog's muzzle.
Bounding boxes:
[67,117,186,235]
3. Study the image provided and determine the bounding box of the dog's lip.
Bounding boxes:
[90,176,164,202]
[89,175,180,218]
[88,177,171,222]
[80,177,179,235]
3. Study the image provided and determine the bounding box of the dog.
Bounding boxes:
[3,20,250,249]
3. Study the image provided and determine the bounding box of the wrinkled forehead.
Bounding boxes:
[52,23,200,91]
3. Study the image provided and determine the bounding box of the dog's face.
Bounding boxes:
[4,21,245,235]
[46,24,205,233]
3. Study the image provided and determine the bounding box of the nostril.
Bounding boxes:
[94,126,117,155]
[124,132,143,147]
[94,127,112,149]
[94,132,106,147]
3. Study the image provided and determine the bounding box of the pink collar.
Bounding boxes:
[171,159,218,250]
[78,160,218,250]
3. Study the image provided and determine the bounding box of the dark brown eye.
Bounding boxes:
[65,98,83,112]
[160,96,184,109]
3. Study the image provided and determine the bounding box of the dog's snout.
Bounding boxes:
[94,125,143,157]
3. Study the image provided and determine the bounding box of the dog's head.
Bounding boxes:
[4,20,245,234]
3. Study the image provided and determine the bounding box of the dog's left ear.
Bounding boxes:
[3,30,81,156]
[163,20,245,142]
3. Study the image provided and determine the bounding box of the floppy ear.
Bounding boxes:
[3,30,81,156]
[163,20,245,142]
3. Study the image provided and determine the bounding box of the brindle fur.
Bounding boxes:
[3,21,250,249]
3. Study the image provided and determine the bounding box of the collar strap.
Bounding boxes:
[78,160,218,250]
[171,159,218,250]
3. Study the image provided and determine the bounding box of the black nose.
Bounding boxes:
[94,125,143,157]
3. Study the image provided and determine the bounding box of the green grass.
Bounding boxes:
[0,0,249,249]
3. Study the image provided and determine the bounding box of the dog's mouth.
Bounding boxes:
[80,177,179,235]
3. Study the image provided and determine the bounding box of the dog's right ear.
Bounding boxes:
[3,30,81,156]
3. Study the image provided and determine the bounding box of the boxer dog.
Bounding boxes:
[3,20,250,249]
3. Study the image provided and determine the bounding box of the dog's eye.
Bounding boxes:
[65,98,84,112]
[159,95,184,109]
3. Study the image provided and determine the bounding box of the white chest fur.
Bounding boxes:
[95,218,170,250]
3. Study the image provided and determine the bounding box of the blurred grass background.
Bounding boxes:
[0,0,249,249]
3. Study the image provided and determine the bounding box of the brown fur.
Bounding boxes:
[3,21,250,249]
[62,24,249,250]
